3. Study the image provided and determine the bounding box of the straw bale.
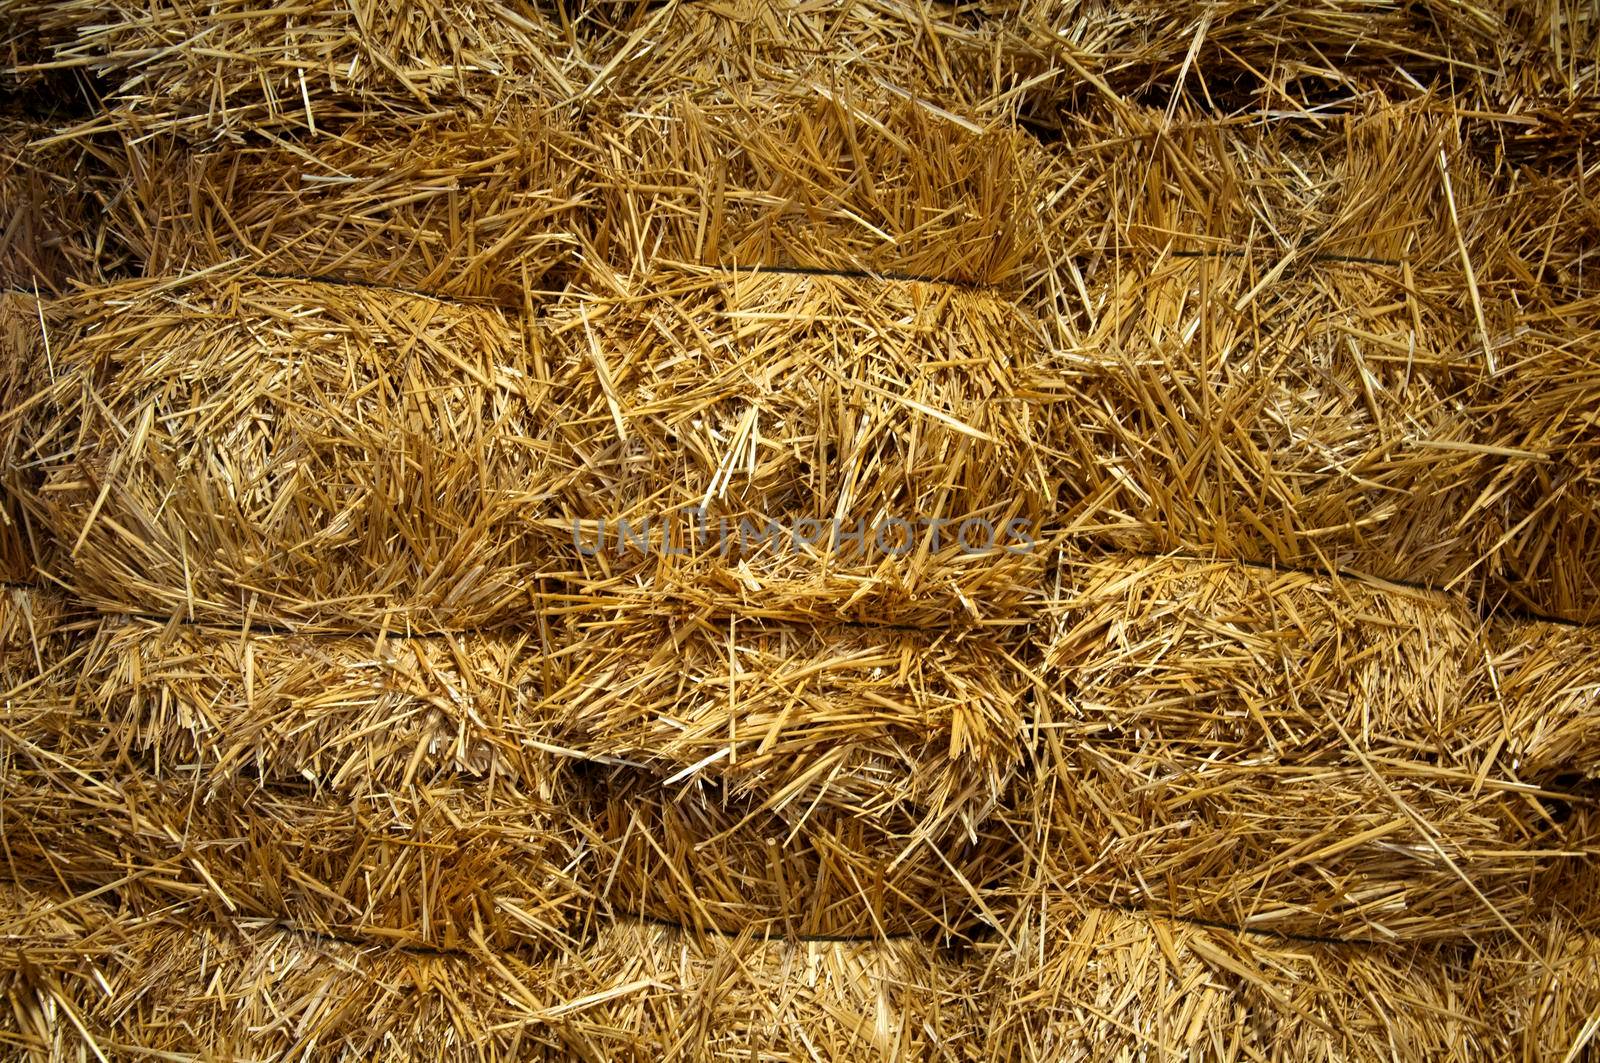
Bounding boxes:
[563,0,1011,111]
[1019,741,1562,942]
[1468,275,1600,625]
[1041,554,1488,763]
[1471,920,1600,1063]
[545,265,1056,627]
[18,275,571,632]
[74,617,575,791]
[1046,254,1489,584]
[0,733,597,953]
[6,0,586,137]
[1480,619,1600,784]
[994,0,1596,120]
[578,93,1046,287]
[101,110,587,301]
[549,616,1031,823]
[0,882,569,1061]
[979,901,1494,1061]
[580,765,1019,939]
[542,917,980,1061]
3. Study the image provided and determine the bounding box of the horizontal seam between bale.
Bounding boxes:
[721,263,996,291]
[616,911,929,944]
[1167,248,1407,267]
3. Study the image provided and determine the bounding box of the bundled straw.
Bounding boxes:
[1018,554,1570,941]
[542,918,980,1061]
[994,0,1597,120]
[566,0,1007,112]
[0,587,84,693]
[0,882,569,1061]
[548,616,1031,824]
[1471,919,1600,1063]
[1041,554,1489,762]
[1017,742,1561,941]
[1047,254,1489,584]
[8,0,586,137]
[545,266,1056,627]
[581,765,1018,938]
[18,275,571,632]
[578,93,1045,286]
[74,618,575,791]
[101,110,587,301]
[1469,295,1600,624]
[1480,619,1600,784]
[979,901,1494,1061]
[1,723,596,953]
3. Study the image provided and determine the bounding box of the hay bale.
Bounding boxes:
[578,93,1046,287]
[1481,619,1600,784]
[0,292,54,582]
[0,882,569,1061]
[996,0,1595,120]
[101,110,586,301]
[1042,554,1488,760]
[566,0,1006,111]
[545,266,1056,626]
[543,918,979,1060]
[0,586,85,694]
[1020,743,1557,941]
[1472,920,1600,1062]
[1020,554,1565,941]
[1047,255,1490,584]
[75,618,573,790]
[1,751,596,954]
[19,275,569,632]
[549,617,1030,823]
[10,0,585,137]
[979,901,1494,1060]
[581,765,1018,939]
[1470,299,1600,624]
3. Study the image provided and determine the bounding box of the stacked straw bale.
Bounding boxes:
[16,275,571,631]
[3,1,1599,1059]
[1015,553,1580,941]
[979,900,1498,1061]
[0,882,571,1060]
[4,0,588,137]
[99,109,587,301]
[575,93,1046,286]
[540,918,981,1060]
[544,265,1056,626]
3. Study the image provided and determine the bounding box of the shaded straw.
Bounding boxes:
[15,275,572,632]
[100,109,588,301]
[544,264,1057,627]
[577,92,1046,287]
[0,117,124,295]
[7,0,588,137]
[978,900,1495,1061]
[578,763,1019,939]
[0,293,53,582]
[0,882,570,1061]
[542,917,980,1061]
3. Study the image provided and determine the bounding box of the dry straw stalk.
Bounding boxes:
[544,265,1057,627]
[17,275,572,632]
[101,109,588,302]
